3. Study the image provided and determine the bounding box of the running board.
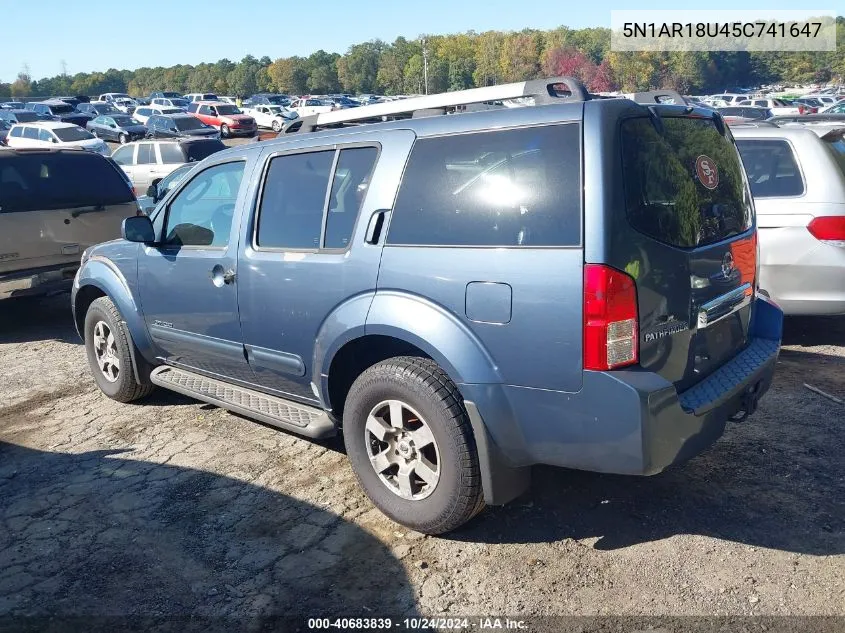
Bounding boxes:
[150,366,336,439]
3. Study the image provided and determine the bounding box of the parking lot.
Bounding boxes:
[1,290,843,620]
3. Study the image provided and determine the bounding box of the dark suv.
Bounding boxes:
[72,77,782,534]
[26,100,91,127]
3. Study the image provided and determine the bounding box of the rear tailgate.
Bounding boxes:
[619,113,757,392]
[0,150,135,274]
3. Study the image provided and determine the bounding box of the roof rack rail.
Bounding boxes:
[282,76,591,134]
[624,90,687,105]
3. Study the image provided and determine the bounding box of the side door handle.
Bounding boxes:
[210,264,236,287]
[365,209,389,245]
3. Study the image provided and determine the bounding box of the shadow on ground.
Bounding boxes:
[0,442,417,627]
[782,315,845,347]
[0,295,79,346]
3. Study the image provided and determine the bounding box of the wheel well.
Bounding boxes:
[73,285,106,334]
[327,335,431,420]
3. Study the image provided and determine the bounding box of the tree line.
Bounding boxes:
[2,19,843,99]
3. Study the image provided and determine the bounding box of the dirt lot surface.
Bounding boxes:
[1,296,843,624]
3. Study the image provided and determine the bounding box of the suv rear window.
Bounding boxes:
[181,139,226,162]
[387,124,581,247]
[734,139,805,198]
[0,152,134,213]
[621,116,752,248]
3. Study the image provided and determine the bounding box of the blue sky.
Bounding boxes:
[1,0,825,82]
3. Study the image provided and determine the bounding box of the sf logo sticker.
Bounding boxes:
[695,155,719,190]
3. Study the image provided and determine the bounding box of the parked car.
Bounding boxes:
[145,114,220,139]
[241,104,298,132]
[821,101,845,114]
[135,97,152,106]
[55,96,89,109]
[184,93,218,103]
[736,98,804,115]
[109,137,225,193]
[133,106,184,125]
[186,101,257,138]
[135,163,195,215]
[218,96,238,105]
[288,97,334,116]
[0,101,25,110]
[26,100,91,127]
[150,91,183,100]
[77,102,122,118]
[112,98,138,115]
[6,122,110,156]
[0,119,11,145]
[0,109,39,125]
[247,93,291,106]
[793,97,822,113]
[716,106,773,124]
[98,92,133,103]
[0,147,135,300]
[87,114,147,144]
[72,77,782,534]
[733,125,845,315]
[151,97,190,110]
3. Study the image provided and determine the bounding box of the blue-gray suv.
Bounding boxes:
[72,77,783,534]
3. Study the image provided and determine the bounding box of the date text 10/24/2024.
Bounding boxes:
[307,618,528,630]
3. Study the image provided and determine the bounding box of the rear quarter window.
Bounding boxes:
[0,153,134,213]
[387,124,582,247]
[621,116,753,248]
[735,139,805,198]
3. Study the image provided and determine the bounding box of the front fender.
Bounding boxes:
[73,256,155,362]
[365,291,502,386]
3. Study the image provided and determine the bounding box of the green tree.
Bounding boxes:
[473,31,504,86]
[10,71,32,98]
[338,41,383,93]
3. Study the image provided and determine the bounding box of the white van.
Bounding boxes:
[6,122,110,156]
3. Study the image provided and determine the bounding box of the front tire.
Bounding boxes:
[84,296,154,403]
[343,357,484,534]
[118,133,128,145]
[220,124,229,138]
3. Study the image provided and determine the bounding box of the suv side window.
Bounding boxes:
[37,128,54,143]
[137,143,155,165]
[198,105,212,115]
[111,145,134,166]
[159,143,185,164]
[256,150,334,249]
[325,147,378,248]
[164,161,245,247]
[23,127,39,140]
[387,125,581,247]
[735,139,805,197]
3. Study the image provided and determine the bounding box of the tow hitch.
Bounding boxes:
[729,382,762,423]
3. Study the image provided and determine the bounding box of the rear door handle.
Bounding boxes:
[365,209,389,244]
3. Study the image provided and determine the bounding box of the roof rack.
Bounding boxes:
[283,77,591,134]
[280,78,693,135]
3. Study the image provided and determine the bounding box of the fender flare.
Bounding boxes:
[73,257,156,362]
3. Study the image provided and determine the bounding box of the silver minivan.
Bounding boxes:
[0,147,136,300]
[733,125,845,314]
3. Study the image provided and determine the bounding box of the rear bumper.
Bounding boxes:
[461,296,783,485]
[0,263,78,300]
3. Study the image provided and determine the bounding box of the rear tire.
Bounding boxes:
[84,296,154,403]
[271,120,281,132]
[343,357,484,534]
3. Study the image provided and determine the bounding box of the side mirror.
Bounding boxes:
[145,184,158,201]
[122,215,156,243]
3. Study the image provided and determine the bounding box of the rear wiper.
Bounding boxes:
[70,204,106,218]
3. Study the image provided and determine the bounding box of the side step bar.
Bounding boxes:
[150,366,336,439]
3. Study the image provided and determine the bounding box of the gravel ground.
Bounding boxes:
[0,295,843,624]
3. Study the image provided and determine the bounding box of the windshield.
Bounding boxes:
[50,104,75,114]
[97,105,119,114]
[54,126,95,142]
[265,96,287,105]
[113,116,140,127]
[175,117,208,131]
[13,112,39,123]
[110,94,130,100]
[170,99,189,108]
[215,105,241,115]
[621,115,752,248]
[162,92,181,98]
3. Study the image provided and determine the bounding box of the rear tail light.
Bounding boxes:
[808,216,845,247]
[583,264,639,371]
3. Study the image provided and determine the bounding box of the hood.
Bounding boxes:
[122,124,148,134]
